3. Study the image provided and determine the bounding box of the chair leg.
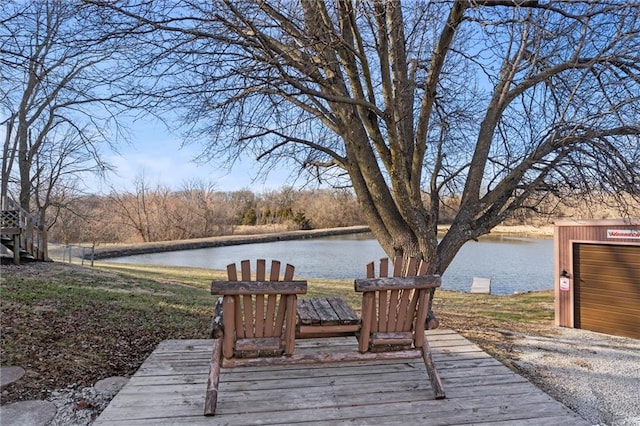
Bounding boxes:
[204,338,223,415]
[421,336,446,399]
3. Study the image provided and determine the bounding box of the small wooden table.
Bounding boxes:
[297,297,360,338]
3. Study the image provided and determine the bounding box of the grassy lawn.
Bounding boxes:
[0,260,556,404]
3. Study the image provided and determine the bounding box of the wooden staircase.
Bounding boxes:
[1,196,48,264]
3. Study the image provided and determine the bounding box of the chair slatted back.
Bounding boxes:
[356,256,440,353]
[211,259,306,359]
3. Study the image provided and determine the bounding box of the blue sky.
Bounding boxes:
[1,112,296,196]
[87,117,295,194]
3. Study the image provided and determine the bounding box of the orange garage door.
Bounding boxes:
[573,243,640,339]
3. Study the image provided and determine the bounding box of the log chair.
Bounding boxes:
[204,259,307,416]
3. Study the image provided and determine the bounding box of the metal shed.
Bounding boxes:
[554,219,640,339]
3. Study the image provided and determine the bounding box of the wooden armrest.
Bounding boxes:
[211,280,307,295]
[354,275,441,292]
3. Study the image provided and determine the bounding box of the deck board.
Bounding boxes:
[94,329,587,425]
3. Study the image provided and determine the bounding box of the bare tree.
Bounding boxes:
[1,0,135,219]
[291,189,361,229]
[108,174,160,242]
[88,1,640,276]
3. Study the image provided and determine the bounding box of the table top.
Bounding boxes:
[297,297,360,326]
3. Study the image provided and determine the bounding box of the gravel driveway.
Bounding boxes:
[511,327,640,425]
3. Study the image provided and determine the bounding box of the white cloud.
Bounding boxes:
[85,133,293,194]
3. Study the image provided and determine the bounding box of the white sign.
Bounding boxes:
[606,229,640,239]
[560,277,570,291]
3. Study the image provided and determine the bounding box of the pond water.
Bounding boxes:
[107,233,554,295]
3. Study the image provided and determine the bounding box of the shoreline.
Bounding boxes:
[84,224,554,260]
[90,225,371,259]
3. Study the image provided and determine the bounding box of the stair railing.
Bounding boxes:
[1,196,48,262]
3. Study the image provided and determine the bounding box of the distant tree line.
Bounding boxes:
[46,181,366,244]
[47,173,636,245]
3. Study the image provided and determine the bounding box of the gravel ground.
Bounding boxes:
[47,385,113,425]
[0,377,128,426]
[512,327,640,426]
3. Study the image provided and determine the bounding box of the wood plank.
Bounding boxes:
[395,288,412,330]
[297,324,360,338]
[379,257,389,277]
[378,290,388,332]
[273,294,286,332]
[241,294,254,338]
[283,263,295,281]
[216,364,512,387]
[235,337,280,353]
[221,348,423,368]
[387,289,400,330]
[326,297,359,324]
[296,299,321,325]
[405,256,418,276]
[254,294,265,337]
[309,297,340,325]
[213,388,556,414]
[226,263,237,281]
[240,259,251,280]
[370,331,413,346]
[214,357,503,377]
[365,261,375,278]
[104,376,537,408]
[98,389,581,425]
[264,294,277,335]
[233,295,242,339]
[94,330,587,426]
[392,255,403,276]
[269,260,281,281]
[106,368,530,403]
[256,259,266,281]
[219,360,429,380]
[295,298,361,337]
[403,290,420,330]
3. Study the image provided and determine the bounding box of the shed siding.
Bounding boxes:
[554,220,640,332]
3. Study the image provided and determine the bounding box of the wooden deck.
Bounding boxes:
[95,329,587,425]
